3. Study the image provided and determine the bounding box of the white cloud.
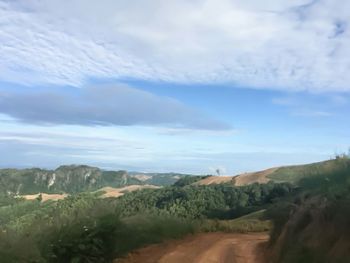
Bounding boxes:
[0,0,349,91]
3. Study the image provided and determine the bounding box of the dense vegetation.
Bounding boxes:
[0,179,292,262]
[114,182,294,219]
[0,193,195,263]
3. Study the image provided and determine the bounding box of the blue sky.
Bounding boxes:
[0,0,349,174]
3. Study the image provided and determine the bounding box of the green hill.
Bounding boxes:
[266,158,350,184]
[0,165,142,195]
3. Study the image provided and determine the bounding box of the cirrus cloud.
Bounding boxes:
[0,0,349,92]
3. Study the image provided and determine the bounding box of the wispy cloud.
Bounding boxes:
[0,0,349,91]
[271,92,350,118]
[0,84,231,130]
[291,109,332,117]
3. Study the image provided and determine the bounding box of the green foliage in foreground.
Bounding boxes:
[0,194,195,263]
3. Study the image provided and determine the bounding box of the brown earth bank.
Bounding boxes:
[99,185,160,198]
[195,167,279,186]
[20,185,160,201]
[232,168,279,186]
[116,232,269,263]
[195,176,233,185]
[21,193,67,201]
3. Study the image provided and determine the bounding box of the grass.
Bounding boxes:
[267,158,350,184]
[199,210,272,233]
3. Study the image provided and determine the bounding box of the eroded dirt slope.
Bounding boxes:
[195,176,233,185]
[232,168,279,186]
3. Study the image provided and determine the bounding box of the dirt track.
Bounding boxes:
[117,232,269,263]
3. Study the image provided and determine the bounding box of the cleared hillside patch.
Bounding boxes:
[98,185,160,198]
[195,176,233,185]
[233,168,278,186]
[22,193,67,202]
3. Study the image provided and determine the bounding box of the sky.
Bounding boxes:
[0,0,349,174]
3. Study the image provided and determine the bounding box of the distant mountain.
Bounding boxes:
[128,172,197,186]
[0,165,142,195]
[8,158,344,195]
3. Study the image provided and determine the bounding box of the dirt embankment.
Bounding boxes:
[99,185,160,198]
[195,176,234,185]
[195,167,279,187]
[22,193,67,201]
[117,232,269,263]
[232,168,279,186]
[21,185,160,201]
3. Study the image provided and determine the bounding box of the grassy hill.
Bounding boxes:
[265,158,349,183]
[195,158,350,187]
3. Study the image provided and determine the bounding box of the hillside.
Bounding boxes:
[264,159,349,184]
[3,159,347,196]
[0,165,142,195]
[267,157,350,262]
[232,168,279,186]
[194,159,350,187]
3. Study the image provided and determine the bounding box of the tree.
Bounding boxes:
[36,193,43,202]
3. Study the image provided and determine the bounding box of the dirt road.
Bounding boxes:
[117,232,269,263]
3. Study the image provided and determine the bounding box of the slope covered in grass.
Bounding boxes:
[267,157,350,263]
[266,158,350,184]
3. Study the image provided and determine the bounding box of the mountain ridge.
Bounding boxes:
[0,165,140,195]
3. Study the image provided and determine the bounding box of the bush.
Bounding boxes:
[43,214,121,263]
